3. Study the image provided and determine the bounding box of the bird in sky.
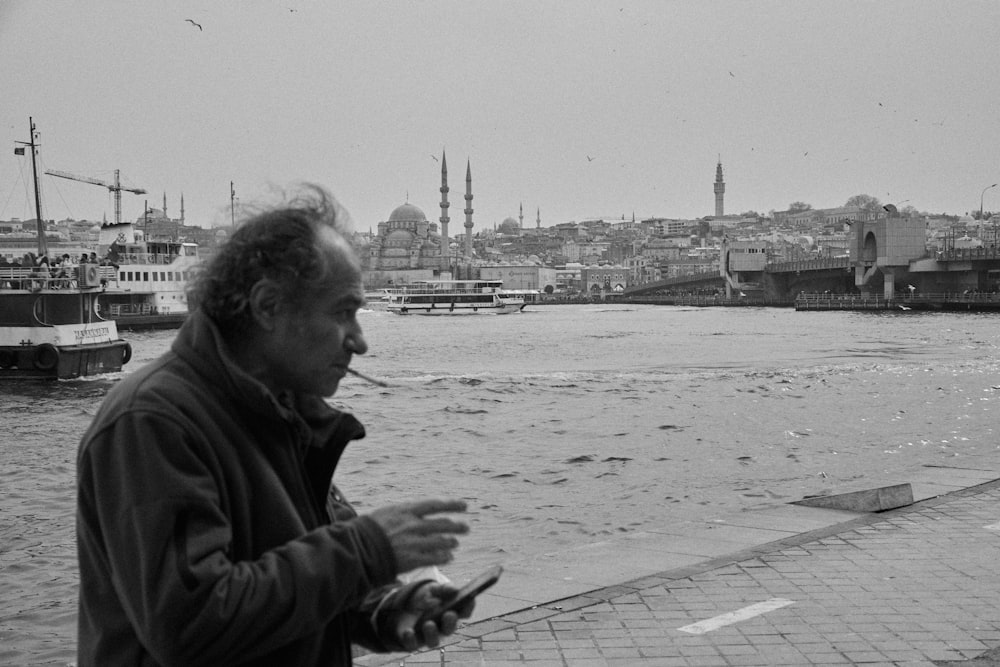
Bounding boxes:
[185,19,203,31]
[587,155,595,162]
[430,154,438,162]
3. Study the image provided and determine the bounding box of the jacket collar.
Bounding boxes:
[171,310,365,447]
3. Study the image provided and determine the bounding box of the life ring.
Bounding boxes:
[0,350,15,369]
[33,343,60,371]
[83,264,99,287]
[121,341,132,365]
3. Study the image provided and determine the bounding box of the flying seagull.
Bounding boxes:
[587,155,595,162]
[185,19,203,31]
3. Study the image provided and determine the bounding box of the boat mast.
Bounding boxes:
[23,117,49,258]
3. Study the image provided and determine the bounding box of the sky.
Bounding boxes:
[1,1,998,232]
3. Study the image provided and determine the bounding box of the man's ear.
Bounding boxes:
[247,279,284,331]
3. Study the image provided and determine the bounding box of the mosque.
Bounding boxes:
[363,151,479,284]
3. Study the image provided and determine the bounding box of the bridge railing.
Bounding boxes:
[795,291,1000,307]
[766,256,851,273]
[936,247,1000,261]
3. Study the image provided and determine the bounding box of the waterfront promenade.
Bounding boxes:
[355,464,1000,666]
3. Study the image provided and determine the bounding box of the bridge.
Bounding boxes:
[622,216,1000,304]
[623,256,854,301]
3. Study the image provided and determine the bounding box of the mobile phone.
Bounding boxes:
[419,564,502,623]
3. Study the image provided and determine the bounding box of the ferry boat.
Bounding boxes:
[97,224,199,330]
[0,119,131,379]
[385,279,525,315]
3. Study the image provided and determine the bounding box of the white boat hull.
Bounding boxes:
[387,301,523,315]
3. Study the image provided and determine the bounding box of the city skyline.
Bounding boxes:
[1,1,998,231]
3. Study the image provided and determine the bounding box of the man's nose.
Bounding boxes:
[345,332,368,355]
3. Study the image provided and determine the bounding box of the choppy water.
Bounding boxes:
[3,304,1000,664]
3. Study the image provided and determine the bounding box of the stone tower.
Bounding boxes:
[463,160,474,258]
[714,157,725,217]
[439,150,450,271]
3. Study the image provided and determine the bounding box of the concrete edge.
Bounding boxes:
[354,475,1000,666]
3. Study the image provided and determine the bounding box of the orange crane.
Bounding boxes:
[45,168,147,225]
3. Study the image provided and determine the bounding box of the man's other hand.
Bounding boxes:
[367,499,468,573]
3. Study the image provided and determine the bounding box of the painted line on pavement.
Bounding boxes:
[677,598,795,635]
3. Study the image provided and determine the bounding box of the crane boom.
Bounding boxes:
[44,168,147,224]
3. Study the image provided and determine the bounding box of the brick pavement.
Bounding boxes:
[356,479,1000,666]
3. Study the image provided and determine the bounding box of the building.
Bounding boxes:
[479,264,557,292]
[366,202,442,271]
[581,264,628,293]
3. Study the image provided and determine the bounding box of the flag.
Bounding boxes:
[14,147,25,155]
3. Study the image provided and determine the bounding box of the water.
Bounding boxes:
[3,304,1000,664]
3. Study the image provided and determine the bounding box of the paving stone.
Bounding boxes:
[355,476,1000,666]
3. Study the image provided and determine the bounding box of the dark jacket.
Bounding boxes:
[77,310,398,666]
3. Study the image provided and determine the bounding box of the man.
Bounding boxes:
[77,186,472,666]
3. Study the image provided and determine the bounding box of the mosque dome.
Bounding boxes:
[388,202,427,223]
[498,217,520,234]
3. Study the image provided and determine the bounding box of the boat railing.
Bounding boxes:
[122,252,182,265]
[0,264,117,290]
[387,284,504,295]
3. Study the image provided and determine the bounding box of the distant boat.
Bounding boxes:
[0,119,131,379]
[385,279,525,315]
[362,288,392,310]
[98,232,200,330]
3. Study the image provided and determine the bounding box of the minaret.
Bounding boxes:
[536,206,540,229]
[463,160,474,259]
[163,192,168,219]
[439,150,450,272]
[714,157,725,217]
[180,194,185,225]
[519,202,523,228]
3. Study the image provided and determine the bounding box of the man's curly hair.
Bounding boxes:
[187,184,354,335]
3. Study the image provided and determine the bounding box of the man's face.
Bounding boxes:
[266,230,368,397]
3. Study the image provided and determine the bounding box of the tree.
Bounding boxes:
[845,194,882,212]
[788,201,812,212]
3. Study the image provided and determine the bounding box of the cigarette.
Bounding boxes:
[346,367,390,388]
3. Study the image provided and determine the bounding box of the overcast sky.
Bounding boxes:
[1,1,998,231]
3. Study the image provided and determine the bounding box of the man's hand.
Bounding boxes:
[390,582,476,651]
[367,499,468,573]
